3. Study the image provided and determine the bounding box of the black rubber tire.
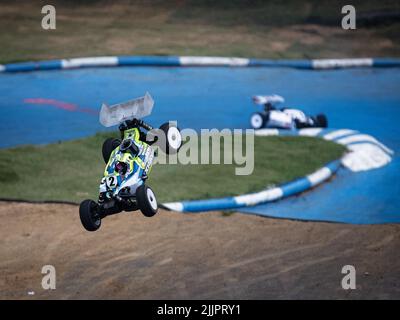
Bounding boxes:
[315,114,328,128]
[294,119,308,129]
[250,112,266,129]
[102,138,121,163]
[79,199,101,231]
[136,184,158,217]
[158,122,182,154]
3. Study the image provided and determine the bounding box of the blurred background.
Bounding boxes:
[0,0,399,64]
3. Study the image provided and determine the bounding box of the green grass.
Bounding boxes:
[0,132,345,203]
[0,0,399,64]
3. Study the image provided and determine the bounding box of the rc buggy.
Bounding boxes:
[79,93,182,231]
[250,95,328,130]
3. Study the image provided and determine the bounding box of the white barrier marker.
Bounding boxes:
[179,56,249,67]
[341,143,392,172]
[323,129,357,140]
[254,128,280,136]
[307,167,332,186]
[298,128,323,136]
[312,58,373,69]
[235,187,283,206]
[163,202,184,212]
[61,57,118,69]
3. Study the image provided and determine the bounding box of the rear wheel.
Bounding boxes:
[102,138,121,163]
[79,199,101,231]
[315,114,328,128]
[158,122,182,154]
[250,112,265,129]
[136,184,158,217]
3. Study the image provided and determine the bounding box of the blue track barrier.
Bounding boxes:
[1,56,400,72]
[163,159,341,213]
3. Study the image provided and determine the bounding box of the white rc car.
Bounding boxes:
[250,95,328,130]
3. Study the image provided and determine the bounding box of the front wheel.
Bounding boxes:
[79,199,101,231]
[250,112,266,129]
[136,184,158,217]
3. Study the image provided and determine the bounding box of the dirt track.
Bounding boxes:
[0,201,399,299]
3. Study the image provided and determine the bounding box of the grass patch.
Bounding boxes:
[0,132,345,203]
